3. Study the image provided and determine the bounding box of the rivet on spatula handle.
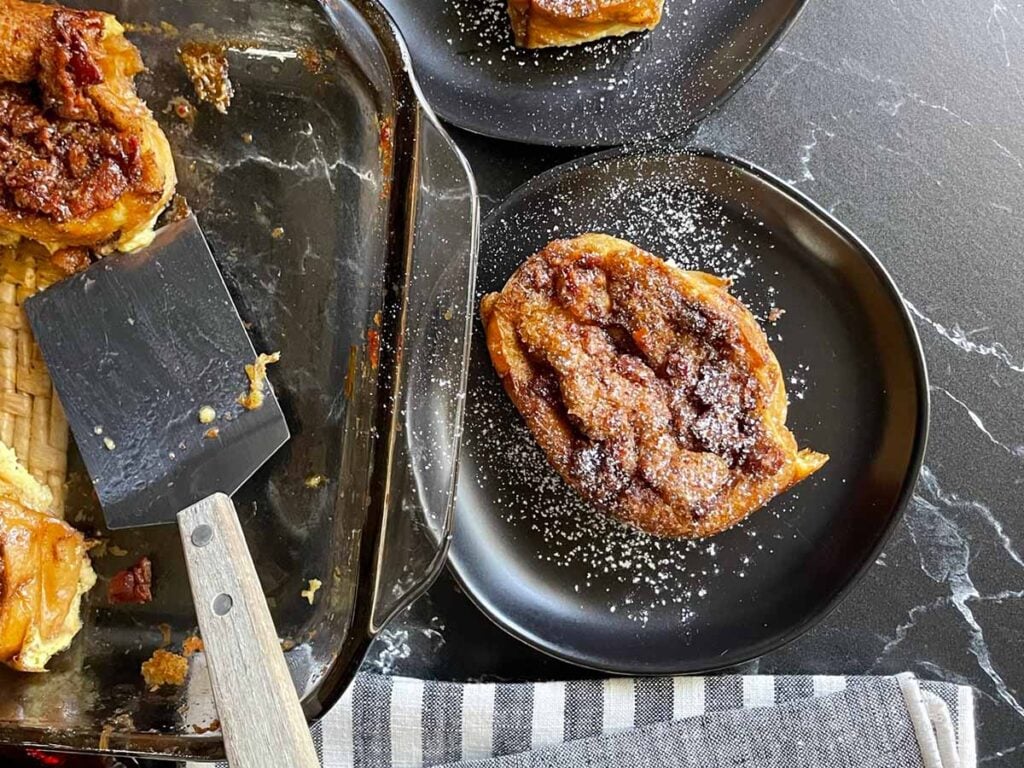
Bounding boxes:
[178,493,319,768]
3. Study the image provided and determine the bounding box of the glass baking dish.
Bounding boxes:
[0,0,478,760]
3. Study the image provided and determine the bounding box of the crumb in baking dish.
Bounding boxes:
[108,555,152,604]
[182,635,204,657]
[178,41,233,113]
[238,351,280,410]
[141,648,188,689]
[301,578,322,605]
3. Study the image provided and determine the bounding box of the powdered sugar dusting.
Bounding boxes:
[446,0,691,71]
[466,388,783,626]
[487,152,784,318]
[425,0,756,144]
[465,151,820,626]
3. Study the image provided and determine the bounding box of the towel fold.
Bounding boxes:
[199,672,975,768]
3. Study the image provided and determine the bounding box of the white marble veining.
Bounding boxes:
[931,387,1024,460]
[900,466,1024,719]
[904,300,1024,376]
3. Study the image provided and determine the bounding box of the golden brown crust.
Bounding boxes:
[0,442,94,671]
[481,234,828,539]
[0,0,176,251]
[507,0,663,49]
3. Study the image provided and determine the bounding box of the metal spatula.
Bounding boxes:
[24,214,319,768]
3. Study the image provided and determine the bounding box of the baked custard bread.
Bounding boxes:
[0,441,95,672]
[0,0,178,672]
[507,0,664,49]
[0,0,176,252]
[481,234,828,539]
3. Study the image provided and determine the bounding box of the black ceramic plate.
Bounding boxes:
[450,149,929,674]
[379,0,805,146]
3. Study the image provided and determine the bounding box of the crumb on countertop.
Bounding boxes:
[141,649,188,689]
[198,405,216,424]
[300,578,322,605]
[270,226,285,239]
[238,351,281,410]
[158,622,172,649]
[109,544,129,557]
[204,427,220,440]
[767,306,786,323]
[103,437,116,451]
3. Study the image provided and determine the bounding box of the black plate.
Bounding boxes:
[379,0,805,146]
[450,149,929,674]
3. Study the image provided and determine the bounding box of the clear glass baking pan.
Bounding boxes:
[0,0,478,759]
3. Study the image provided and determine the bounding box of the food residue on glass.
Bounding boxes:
[300,578,322,605]
[182,635,204,657]
[108,556,152,605]
[379,116,394,199]
[192,719,221,734]
[179,42,233,113]
[238,351,280,410]
[344,345,358,400]
[167,95,196,124]
[124,20,179,38]
[141,649,188,689]
[297,45,325,75]
[367,329,380,370]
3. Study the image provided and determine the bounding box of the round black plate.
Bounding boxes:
[450,149,929,674]
[379,0,806,146]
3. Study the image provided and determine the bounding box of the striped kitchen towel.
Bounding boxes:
[200,673,975,768]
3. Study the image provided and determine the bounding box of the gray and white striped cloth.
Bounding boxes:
[202,672,975,768]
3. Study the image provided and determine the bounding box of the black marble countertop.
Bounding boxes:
[372,0,1024,764]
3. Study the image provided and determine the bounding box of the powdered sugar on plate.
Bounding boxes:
[445,0,692,73]
[377,0,795,145]
[463,151,819,626]
[467,389,784,626]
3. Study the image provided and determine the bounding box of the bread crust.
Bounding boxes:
[507,0,664,49]
[0,442,95,672]
[481,234,828,539]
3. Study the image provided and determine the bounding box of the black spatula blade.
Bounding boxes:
[24,214,289,529]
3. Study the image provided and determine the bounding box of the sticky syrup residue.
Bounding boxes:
[179,42,234,113]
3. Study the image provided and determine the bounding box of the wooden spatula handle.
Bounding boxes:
[178,493,319,768]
